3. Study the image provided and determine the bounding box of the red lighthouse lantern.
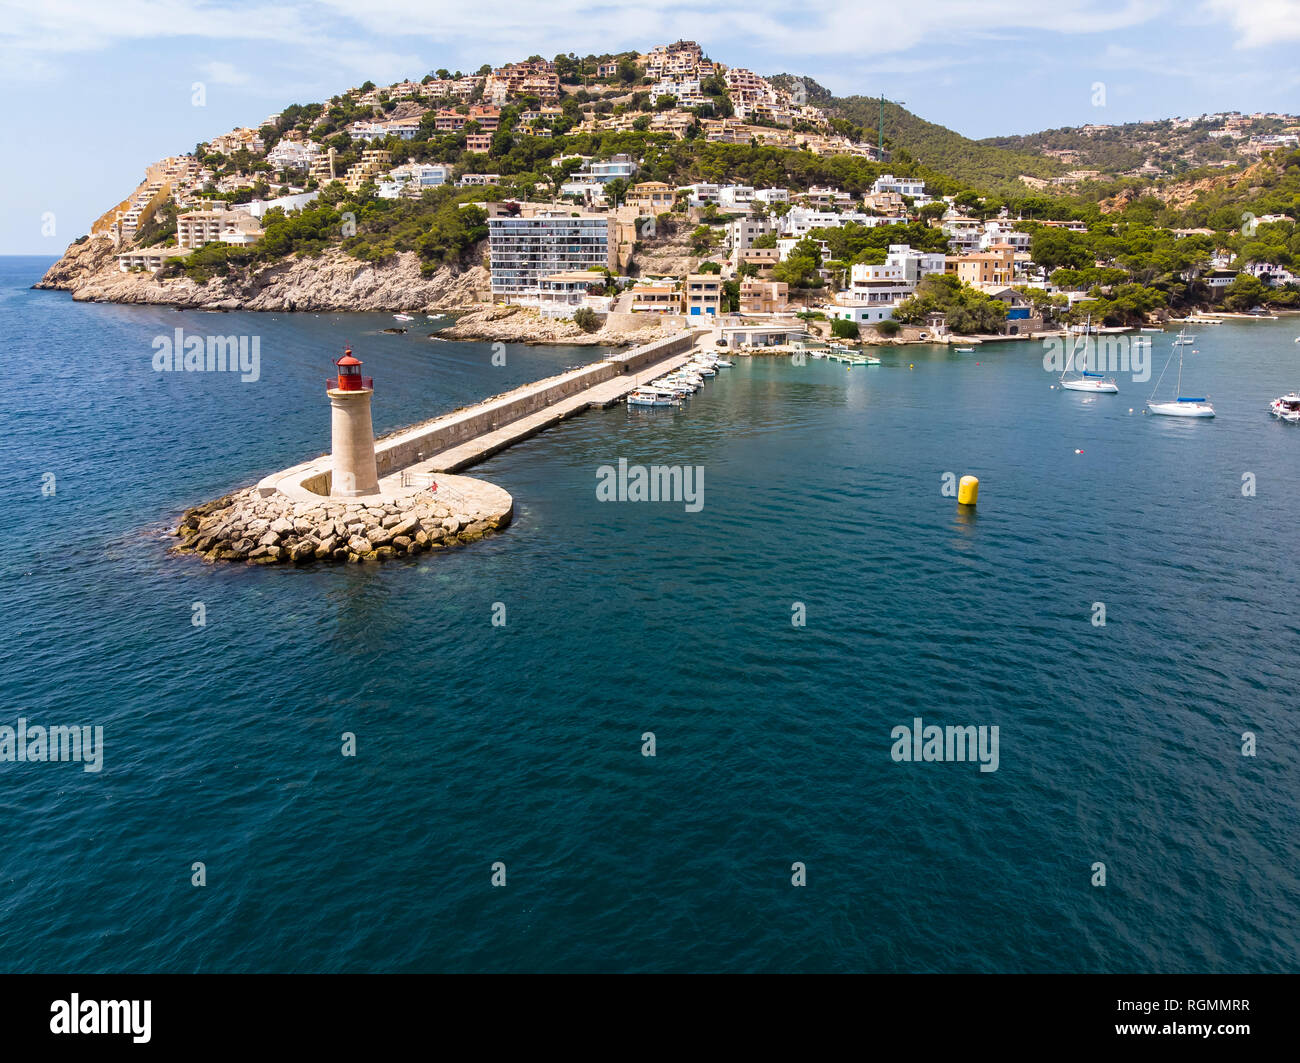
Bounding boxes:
[330,348,372,392]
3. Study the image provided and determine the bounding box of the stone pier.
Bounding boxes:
[173,329,708,564]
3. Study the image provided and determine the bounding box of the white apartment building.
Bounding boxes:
[379,163,450,198]
[729,217,774,262]
[589,155,638,181]
[267,140,321,170]
[176,204,259,249]
[117,247,190,272]
[942,214,983,253]
[652,78,707,107]
[847,245,945,296]
[351,118,422,142]
[488,212,613,298]
[560,155,638,199]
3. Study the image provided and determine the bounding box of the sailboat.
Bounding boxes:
[1147,340,1214,418]
[1060,315,1118,393]
[1172,328,1196,346]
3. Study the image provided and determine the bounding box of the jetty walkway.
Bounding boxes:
[256,328,707,500]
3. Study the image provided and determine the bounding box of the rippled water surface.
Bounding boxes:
[1,256,1298,972]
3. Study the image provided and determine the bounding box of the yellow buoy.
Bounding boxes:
[958,475,979,506]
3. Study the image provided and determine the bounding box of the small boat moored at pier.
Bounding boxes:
[628,387,680,407]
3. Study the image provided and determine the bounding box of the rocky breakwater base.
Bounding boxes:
[173,472,513,565]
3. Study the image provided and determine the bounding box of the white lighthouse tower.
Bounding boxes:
[327,348,379,497]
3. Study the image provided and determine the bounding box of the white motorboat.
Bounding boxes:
[954,347,975,353]
[651,378,693,396]
[1139,327,1162,333]
[669,372,703,386]
[713,358,734,368]
[688,363,717,377]
[1147,341,1214,418]
[628,387,679,407]
[393,313,415,322]
[1060,314,1118,393]
[1269,392,1300,421]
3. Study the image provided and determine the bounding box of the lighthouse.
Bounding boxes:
[327,348,379,497]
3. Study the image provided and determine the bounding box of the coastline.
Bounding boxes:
[33,235,486,314]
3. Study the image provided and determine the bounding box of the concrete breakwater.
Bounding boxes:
[172,330,702,565]
[173,475,513,564]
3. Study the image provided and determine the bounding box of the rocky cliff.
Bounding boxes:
[34,235,488,312]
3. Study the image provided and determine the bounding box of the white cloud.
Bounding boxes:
[201,61,251,87]
[1200,0,1300,47]
[0,0,1292,91]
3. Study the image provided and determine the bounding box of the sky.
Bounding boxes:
[2,0,1299,253]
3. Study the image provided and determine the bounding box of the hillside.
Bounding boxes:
[983,111,1300,182]
[826,97,1063,192]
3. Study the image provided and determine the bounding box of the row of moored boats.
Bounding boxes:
[1062,317,1300,422]
[627,352,733,406]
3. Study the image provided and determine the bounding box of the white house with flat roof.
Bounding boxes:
[778,206,879,238]
[872,173,931,204]
[717,184,755,209]
[752,188,789,205]
[978,221,1031,253]
[776,237,832,261]
[243,190,320,218]
[681,183,720,207]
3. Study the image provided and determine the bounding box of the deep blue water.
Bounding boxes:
[1,254,1298,973]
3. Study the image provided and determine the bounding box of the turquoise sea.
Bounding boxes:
[1,255,1298,972]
